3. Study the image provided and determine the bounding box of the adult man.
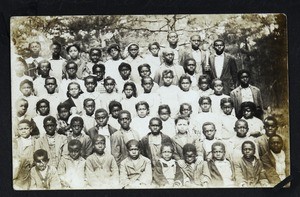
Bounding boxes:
[208,39,238,95]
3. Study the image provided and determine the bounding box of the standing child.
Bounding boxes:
[119,139,152,188]
[83,48,103,78]
[158,105,175,138]
[80,98,96,131]
[136,64,159,94]
[219,98,238,141]
[33,99,51,136]
[120,82,138,117]
[81,75,102,109]
[25,41,43,79]
[183,58,200,90]
[56,103,72,136]
[131,101,152,138]
[107,101,123,130]
[198,74,214,98]
[92,63,106,93]
[85,134,119,189]
[57,139,86,189]
[19,79,39,117]
[210,78,231,115]
[153,143,183,188]
[48,42,65,82]
[30,149,61,189]
[116,62,134,92]
[63,82,84,116]
[100,77,122,111]
[33,60,54,96]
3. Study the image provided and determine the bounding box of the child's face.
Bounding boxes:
[90,50,101,63]
[95,112,109,127]
[109,48,120,60]
[104,79,115,93]
[66,63,77,78]
[68,84,80,98]
[149,119,162,135]
[203,124,216,140]
[137,104,149,118]
[68,145,81,160]
[176,119,189,134]
[51,44,61,56]
[264,120,278,137]
[142,78,153,93]
[190,35,201,49]
[128,144,140,160]
[199,79,209,91]
[94,138,105,155]
[84,101,95,116]
[213,80,223,95]
[180,79,191,91]
[221,102,233,115]
[167,33,178,45]
[37,102,50,116]
[239,72,250,86]
[39,63,51,77]
[124,85,134,98]
[159,108,170,121]
[161,146,173,161]
[18,123,32,138]
[149,45,159,56]
[68,46,79,59]
[212,146,225,161]
[119,67,131,80]
[111,106,121,119]
[71,121,83,136]
[17,100,28,117]
[34,156,49,171]
[200,99,211,112]
[85,78,96,92]
[44,120,57,136]
[235,121,249,137]
[242,143,255,159]
[93,67,105,81]
[58,107,70,120]
[118,113,131,130]
[269,136,283,154]
[30,43,41,55]
[243,107,254,119]
[185,60,196,73]
[128,45,139,58]
[180,105,192,117]
[20,83,33,97]
[139,66,151,78]
[184,151,196,164]
[44,79,57,94]
[162,73,174,86]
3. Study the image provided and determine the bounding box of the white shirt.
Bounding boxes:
[214,54,224,78]
[241,86,254,103]
[271,150,286,180]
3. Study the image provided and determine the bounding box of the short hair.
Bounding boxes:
[89,48,102,56]
[70,116,84,126]
[175,115,189,125]
[190,34,201,40]
[269,134,283,146]
[66,44,81,53]
[92,134,106,145]
[104,76,116,85]
[148,42,160,50]
[43,115,57,125]
[242,140,256,153]
[65,61,78,70]
[126,139,140,150]
[19,79,33,89]
[84,75,97,84]
[211,78,223,87]
[107,43,120,53]
[198,74,211,86]
[263,116,278,126]
[214,39,225,46]
[212,141,226,152]
[149,117,162,126]
[45,77,57,85]
[183,58,196,68]
[202,122,216,131]
[183,143,197,155]
[179,74,192,89]
[179,103,192,113]
[16,98,28,107]
[235,119,249,128]
[198,96,212,105]
[33,149,49,162]
[240,101,256,112]
[95,108,109,116]
[51,41,62,49]
[92,63,105,73]
[36,99,50,113]
[108,101,122,114]
[118,110,131,120]
[220,97,234,107]
[162,69,174,78]
[123,82,137,98]
[118,62,132,72]
[68,139,82,150]
[138,63,151,73]
[28,41,41,49]
[37,60,52,70]
[141,76,153,84]
[57,102,71,112]
[167,31,178,39]
[135,101,149,111]
[18,119,32,127]
[160,142,174,154]
[237,69,251,81]
[158,104,171,115]
[83,98,95,107]
[128,43,139,50]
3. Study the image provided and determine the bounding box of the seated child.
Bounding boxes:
[219,98,237,140]
[158,104,175,138]
[140,117,174,166]
[85,134,119,189]
[131,101,152,138]
[234,141,269,187]
[30,149,61,189]
[153,143,183,188]
[107,100,123,130]
[210,78,231,115]
[33,99,51,136]
[177,144,211,187]
[120,82,138,117]
[67,117,93,159]
[119,139,152,188]
[198,74,214,98]
[206,142,235,187]
[57,139,86,189]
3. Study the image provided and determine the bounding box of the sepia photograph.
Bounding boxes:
[10,14,289,190]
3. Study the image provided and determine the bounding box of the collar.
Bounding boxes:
[214,53,224,57]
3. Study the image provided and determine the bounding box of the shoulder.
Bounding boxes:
[140,155,151,163]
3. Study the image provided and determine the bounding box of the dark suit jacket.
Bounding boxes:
[179,47,207,74]
[208,53,238,95]
[87,125,117,140]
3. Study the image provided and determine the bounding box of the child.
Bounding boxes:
[178,103,198,135]
[87,108,117,154]
[111,110,140,166]
[19,79,39,117]
[56,103,72,136]
[68,117,93,159]
[12,57,32,98]
[48,41,65,82]
[25,41,43,79]
[33,60,53,96]
[157,69,180,117]
[30,149,61,189]
[177,143,211,187]
[240,101,264,137]
[57,139,86,189]
[206,142,235,187]
[136,64,159,94]
[63,82,84,115]
[78,98,95,131]
[35,116,68,168]
[210,78,231,115]
[119,139,152,188]
[234,141,269,187]
[33,99,51,136]
[120,82,138,117]
[116,62,133,92]
[158,104,176,138]
[131,101,152,138]
[83,48,103,78]
[81,75,102,109]
[172,116,202,160]
[183,58,200,90]
[153,143,183,188]
[107,101,123,130]
[92,63,106,93]
[85,134,119,189]
[198,74,214,98]
[101,77,122,110]
[219,98,238,140]
[143,42,161,78]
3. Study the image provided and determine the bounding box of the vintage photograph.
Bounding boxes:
[11,14,289,190]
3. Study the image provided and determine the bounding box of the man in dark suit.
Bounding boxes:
[208,39,238,95]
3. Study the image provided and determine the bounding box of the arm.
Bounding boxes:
[57,158,69,188]
[111,133,122,165]
[119,160,130,188]
[153,161,168,186]
[261,154,281,185]
[138,158,153,186]
[110,156,120,185]
[233,160,247,187]
[85,157,99,188]
[49,167,62,189]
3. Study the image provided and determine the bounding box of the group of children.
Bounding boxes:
[12,38,289,189]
